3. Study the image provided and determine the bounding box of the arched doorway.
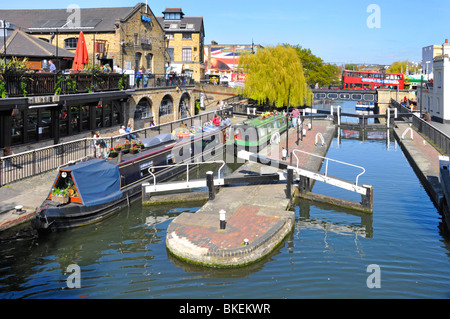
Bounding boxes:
[179,93,191,119]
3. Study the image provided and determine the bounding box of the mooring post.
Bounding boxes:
[298,175,310,194]
[206,171,215,200]
[219,209,226,230]
[286,168,293,199]
[361,184,373,211]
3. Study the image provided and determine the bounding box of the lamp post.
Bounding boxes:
[3,20,6,59]
[285,85,291,156]
[420,75,424,118]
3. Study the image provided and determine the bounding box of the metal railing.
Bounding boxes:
[0,106,233,187]
[144,160,226,192]
[292,149,366,186]
[391,99,450,155]
[1,72,129,97]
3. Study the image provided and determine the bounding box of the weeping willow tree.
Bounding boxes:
[238,45,312,109]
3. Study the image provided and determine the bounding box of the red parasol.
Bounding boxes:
[72,32,89,71]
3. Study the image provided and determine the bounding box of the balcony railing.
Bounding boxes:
[0,72,129,97]
[0,72,196,97]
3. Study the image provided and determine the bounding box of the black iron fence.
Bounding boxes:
[134,73,195,89]
[0,107,235,187]
[391,99,450,155]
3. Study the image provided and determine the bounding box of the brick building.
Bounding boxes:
[0,2,166,74]
[156,8,205,82]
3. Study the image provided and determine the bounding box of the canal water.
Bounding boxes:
[0,100,449,299]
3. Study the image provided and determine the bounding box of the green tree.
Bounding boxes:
[345,64,359,71]
[387,60,420,74]
[285,44,340,87]
[238,45,311,108]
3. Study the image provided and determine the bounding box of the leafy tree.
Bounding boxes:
[387,60,420,74]
[285,44,340,87]
[345,64,359,71]
[238,45,311,108]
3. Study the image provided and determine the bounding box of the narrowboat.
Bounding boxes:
[31,124,229,232]
[355,102,375,111]
[227,112,288,152]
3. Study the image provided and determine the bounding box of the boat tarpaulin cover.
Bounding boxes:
[143,133,177,148]
[65,159,122,207]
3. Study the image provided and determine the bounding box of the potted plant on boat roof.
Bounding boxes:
[109,147,118,158]
[114,144,122,152]
[136,140,144,150]
[124,140,131,150]
[51,187,70,204]
[122,143,129,154]
[130,145,140,154]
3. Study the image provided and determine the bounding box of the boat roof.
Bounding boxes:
[60,159,122,207]
[242,113,285,127]
[142,133,177,148]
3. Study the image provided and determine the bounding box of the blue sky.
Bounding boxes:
[3,0,450,65]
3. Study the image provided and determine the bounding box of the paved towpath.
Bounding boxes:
[393,122,449,230]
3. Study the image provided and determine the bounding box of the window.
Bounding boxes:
[64,38,78,49]
[164,13,181,20]
[160,96,173,117]
[167,48,174,62]
[182,33,192,40]
[182,48,192,62]
[166,34,174,40]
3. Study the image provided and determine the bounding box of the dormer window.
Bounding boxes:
[162,8,184,20]
[164,12,181,20]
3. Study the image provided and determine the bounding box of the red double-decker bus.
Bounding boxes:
[342,70,404,90]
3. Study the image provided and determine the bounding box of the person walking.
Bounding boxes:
[291,108,300,128]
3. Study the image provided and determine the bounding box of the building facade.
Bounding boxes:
[156,8,205,82]
[419,40,450,124]
[0,3,166,74]
[422,44,443,81]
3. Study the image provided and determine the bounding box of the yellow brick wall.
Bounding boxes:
[29,6,166,74]
[167,32,204,81]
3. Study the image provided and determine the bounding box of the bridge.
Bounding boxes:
[312,89,378,103]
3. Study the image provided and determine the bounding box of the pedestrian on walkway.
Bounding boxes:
[95,131,108,158]
[291,108,300,128]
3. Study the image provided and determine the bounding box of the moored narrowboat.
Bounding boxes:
[227,112,288,152]
[31,124,229,232]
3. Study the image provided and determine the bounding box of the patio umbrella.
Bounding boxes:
[72,32,89,71]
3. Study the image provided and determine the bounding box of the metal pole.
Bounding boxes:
[3,20,6,59]
[206,171,215,200]
[285,86,291,156]
[56,29,59,71]
[420,75,423,117]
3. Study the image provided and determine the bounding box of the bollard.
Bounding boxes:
[286,168,293,199]
[206,171,215,200]
[361,184,373,211]
[219,209,226,230]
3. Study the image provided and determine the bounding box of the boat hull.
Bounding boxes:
[32,127,228,232]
